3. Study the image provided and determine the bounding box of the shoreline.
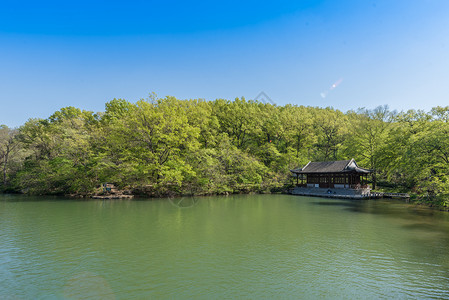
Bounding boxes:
[2,189,447,212]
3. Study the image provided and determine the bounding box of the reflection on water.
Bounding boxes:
[63,272,115,299]
[1,194,449,299]
[169,196,200,209]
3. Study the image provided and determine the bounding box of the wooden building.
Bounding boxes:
[291,159,372,189]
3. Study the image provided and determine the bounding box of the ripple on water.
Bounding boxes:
[1,194,449,299]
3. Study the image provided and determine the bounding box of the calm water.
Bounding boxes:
[1,194,449,299]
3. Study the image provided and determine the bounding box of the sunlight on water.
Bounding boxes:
[1,194,449,299]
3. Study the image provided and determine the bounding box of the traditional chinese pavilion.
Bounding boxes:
[290,159,374,199]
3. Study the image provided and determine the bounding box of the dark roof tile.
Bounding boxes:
[291,159,371,174]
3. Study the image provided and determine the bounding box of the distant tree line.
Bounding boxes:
[1,96,448,209]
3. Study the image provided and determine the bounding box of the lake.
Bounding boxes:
[1,194,449,299]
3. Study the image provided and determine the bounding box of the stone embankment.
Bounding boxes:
[91,183,134,199]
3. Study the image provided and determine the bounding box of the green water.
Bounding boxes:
[1,194,449,299]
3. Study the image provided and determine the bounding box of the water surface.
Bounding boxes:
[1,194,449,299]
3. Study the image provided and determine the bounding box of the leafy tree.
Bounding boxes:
[212,98,262,149]
[3,95,449,208]
[312,108,347,160]
[277,105,315,168]
[0,125,21,188]
[103,97,200,192]
[343,106,394,189]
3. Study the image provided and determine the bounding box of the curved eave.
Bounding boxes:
[290,169,372,174]
[351,167,372,174]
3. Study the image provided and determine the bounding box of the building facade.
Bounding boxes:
[291,159,372,189]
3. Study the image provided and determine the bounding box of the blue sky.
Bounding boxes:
[1,0,449,127]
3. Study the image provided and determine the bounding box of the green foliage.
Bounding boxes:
[0,125,23,190]
[2,96,448,209]
[312,108,347,161]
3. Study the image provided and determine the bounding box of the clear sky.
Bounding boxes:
[1,0,449,127]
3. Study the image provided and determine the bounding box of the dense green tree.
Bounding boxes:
[0,125,20,187]
[212,98,262,149]
[13,107,99,194]
[278,105,315,167]
[404,116,449,207]
[103,97,200,192]
[312,108,347,161]
[343,106,394,189]
[3,95,448,209]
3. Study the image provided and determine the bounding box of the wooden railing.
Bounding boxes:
[382,193,410,199]
[295,183,370,189]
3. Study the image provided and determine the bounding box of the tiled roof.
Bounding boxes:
[291,159,371,174]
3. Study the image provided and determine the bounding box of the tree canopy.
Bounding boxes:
[1,97,448,209]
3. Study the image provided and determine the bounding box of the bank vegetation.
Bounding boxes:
[1,96,448,209]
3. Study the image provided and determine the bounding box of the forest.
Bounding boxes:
[1,96,448,209]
